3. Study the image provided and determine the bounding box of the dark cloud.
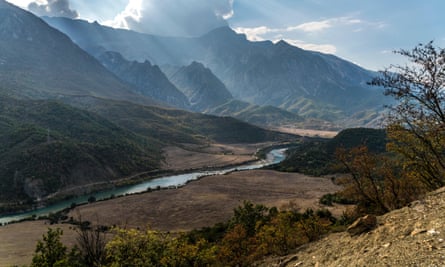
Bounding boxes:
[28,0,78,19]
[113,0,234,37]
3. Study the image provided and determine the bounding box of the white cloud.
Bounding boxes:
[104,0,234,37]
[233,25,337,54]
[235,16,367,39]
[5,0,34,8]
[233,16,380,55]
[28,0,78,18]
[234,26,277,41]
[279,39,337,54]
[288,20,332,32]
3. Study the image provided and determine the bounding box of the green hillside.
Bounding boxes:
[275,128,387,175]
[208,99,304,127]
[64,96,293,144]
[0,94,162,213]
[0,93,295,213]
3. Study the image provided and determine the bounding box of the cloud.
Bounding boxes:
[233,16,379,54]
[234,26,277,41]
[234,17,360,40]
[104,0,234,37]
[288,20,332,32]
[280,39,337,54]
[28,0,78,19]
[234,25,337,54]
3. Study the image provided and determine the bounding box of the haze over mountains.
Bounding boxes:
[0,0,293,209]
[44,16,388,126]
[0,0,390,210]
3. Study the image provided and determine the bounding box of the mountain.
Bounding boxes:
[163,62,303,126]
[43,17,388,125]
[207,99,304,127]
[97,51,190,109]
[164,61,233,111]
[0,2,296,212]
[0,1,156,106]
[0,93,294,212]
[62,96,293,145]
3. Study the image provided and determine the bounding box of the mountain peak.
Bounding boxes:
[97,51,190,109]
[201,26,247,41]
[188,61,206,69]
[168,61,233,111]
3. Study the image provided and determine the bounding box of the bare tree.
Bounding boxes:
[371,41,445,189]
[73,213,108,266]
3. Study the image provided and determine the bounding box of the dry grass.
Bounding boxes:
[273,127,338,138]
[0,221,78,267]
[0,143,344,266]
[68,170,342,232]
[0,169,342,266]
[161,143,272,170]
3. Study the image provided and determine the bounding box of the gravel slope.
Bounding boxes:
[265,187,445,267]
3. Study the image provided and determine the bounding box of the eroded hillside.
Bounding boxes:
[266,187,445,266]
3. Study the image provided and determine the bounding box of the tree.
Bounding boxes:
[31,228,82,267]
[336,146,423,214]
[75,224,108,267]
[371,41,445,190]
[105,227,169,267]
[228,201,270,237]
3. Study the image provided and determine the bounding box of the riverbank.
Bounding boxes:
[0,168,342,266]
[0,143,287,224]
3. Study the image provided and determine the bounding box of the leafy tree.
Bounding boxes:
[228,201,270,237]
[218,224,257,267]
[336,146,424,214]
[254,212,302,256]
[162,236,217,266]
[371,41,445,190]
[105,227,168,267]
[31,228,82,267]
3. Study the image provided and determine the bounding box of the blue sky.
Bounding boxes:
[6,0,445,71]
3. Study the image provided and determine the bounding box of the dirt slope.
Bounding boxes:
[266,187,445,266]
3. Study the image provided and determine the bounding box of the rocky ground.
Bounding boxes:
[264,187,445,267]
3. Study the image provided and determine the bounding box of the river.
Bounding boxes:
[0,148,287,225]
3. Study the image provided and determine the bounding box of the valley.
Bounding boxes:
[1,0,441,266]
[0,141,343,266]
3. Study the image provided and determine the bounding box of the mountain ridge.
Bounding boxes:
[0,1,158,107]
[43,16,388,125]
[97,51,190,109]
[166,61,233,111]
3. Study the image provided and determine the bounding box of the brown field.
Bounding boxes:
[0,143,344,266]
[0,221,78,267]
[273,127,338,138]
[161,142,273,170]
[0,170,342,266]
[68,170,342,231]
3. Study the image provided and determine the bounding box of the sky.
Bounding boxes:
[5,0,445,71]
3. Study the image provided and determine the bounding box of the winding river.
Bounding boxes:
[0,148,287,225]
